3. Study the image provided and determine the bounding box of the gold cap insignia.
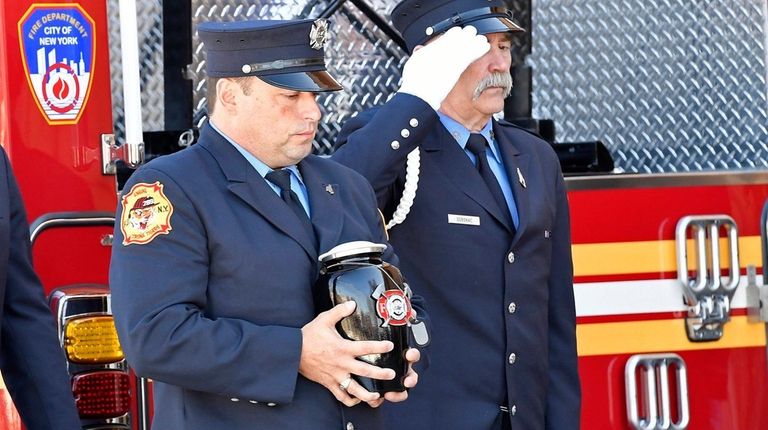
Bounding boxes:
[309,19,329,50]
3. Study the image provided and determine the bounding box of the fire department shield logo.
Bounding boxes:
[120,182,174,246]
[309,19,329,50]
[18,4,95,125]
[375,290,413,327]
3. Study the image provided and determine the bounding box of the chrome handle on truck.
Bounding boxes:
[625,353,689,430]
[675,215,739,341]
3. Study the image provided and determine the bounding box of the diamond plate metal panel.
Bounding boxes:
[111,0,531,154]
[312,0,408,153]
[108,0,767,172]
[529,0,768,173]
[187,0,529,153]
[189,1,303,120]
[507,0,532,66]
[107,0,165,142]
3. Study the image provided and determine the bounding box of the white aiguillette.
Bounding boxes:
[448,214,480,226]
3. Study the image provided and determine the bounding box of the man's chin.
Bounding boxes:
[474,93,506,115]
[286,141,314,163]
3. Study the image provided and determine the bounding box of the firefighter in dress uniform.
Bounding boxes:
[332,0,581,428]
[0,146,82,430]
[109,19,423,430]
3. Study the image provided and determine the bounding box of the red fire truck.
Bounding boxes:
[1,0,767,429]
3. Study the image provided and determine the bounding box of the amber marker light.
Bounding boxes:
[64,315,124,364]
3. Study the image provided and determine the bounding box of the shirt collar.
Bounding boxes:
[209,120,305,185]
[436,113,500,163]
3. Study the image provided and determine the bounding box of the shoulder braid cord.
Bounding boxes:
[385,148,420,230]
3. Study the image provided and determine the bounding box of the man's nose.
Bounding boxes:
[488,48,511,72]
[301,93,322,122]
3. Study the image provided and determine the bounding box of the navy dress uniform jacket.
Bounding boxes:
[0,148,82,430]
[332,94,580,430]
[110,124,425,430]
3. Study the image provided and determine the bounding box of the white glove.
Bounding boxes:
[398,26,490,110]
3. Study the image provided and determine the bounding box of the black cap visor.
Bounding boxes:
[260,70,342,92]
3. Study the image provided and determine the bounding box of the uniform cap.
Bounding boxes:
[198,19,342,92]
[392,0,524,52]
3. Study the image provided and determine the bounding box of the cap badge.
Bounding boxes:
[309,19,329,50]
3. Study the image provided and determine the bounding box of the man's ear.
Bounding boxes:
[216,78,239,114]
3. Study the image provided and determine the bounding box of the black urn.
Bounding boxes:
[317,241,413,394]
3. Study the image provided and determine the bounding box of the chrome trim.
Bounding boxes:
[625,353,689,430]
[318,241,387,262]
[136,376,151,430]
[748,200,768,322]
[29,212,115,245]
[102,133,145,174]
[118,0,146,169]
[51,287,114,355]
[675,215,739,341]
[745,266,768,322]
[565,170,768,191]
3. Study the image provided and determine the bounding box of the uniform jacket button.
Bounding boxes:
[409,118,419,127]
[249,400,259,404]
[230,398,240,402]
[507,252,515,263]
[390,140,400,150]
[508,352,517,364]
[267,402,276,407]
[508,302,517,314]
[346,421,355,430]
[400,128,410,138]
[511,404,517,416]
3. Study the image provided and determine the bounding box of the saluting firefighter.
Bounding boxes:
[332,0,580,429]
[109,19,423,430]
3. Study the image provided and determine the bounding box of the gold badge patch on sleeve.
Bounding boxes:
[120,181,174,245]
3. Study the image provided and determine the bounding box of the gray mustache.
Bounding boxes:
[473,72,513,100]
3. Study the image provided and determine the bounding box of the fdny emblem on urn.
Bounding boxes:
[373,287,413,327]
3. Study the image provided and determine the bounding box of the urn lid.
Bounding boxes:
[318,241,387,263]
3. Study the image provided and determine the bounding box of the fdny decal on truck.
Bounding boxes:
[120,182,174,246]
[18,4,95,125]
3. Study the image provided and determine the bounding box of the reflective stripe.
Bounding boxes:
[574,277,752,317]
[577,315,766,356]
[572,235,761,277]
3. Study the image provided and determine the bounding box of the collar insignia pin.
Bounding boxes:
[309,19,329,50]
[517,167,526,188]
[325,184,335,195]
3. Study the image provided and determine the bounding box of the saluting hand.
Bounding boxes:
[299,301,397,407]
[398,25,490,110]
